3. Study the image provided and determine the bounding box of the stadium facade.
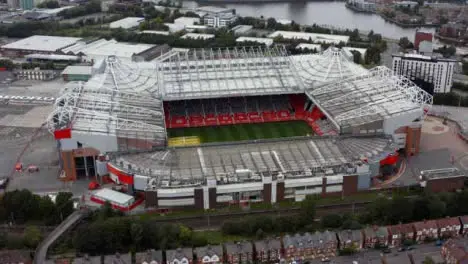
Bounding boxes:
[47,46,433,209]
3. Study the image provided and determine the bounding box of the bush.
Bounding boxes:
[23,226,42,249]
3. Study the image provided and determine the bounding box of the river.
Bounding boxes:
[183,1,435,41]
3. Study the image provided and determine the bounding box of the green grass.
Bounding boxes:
[194,230,250,244]
[167,121,314,143]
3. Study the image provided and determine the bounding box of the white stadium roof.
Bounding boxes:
[308,66,433,129]
[47,46,433,143]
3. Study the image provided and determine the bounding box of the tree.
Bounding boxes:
[320,214,343,229]
[398,37,414,49]
[0,59,16,70]
[350,50,362,64]
[130,222,143,251]
[37,0,59,8]
[23,226,42,248]
[55,192,74,221]
[387,196,413,224]
[266,18,277,29]
[39,195,58,225]
[299,195,316,226]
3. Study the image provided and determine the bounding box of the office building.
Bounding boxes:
[392,53,456,94]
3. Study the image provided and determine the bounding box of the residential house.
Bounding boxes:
[363,226,389,248]
[254,238,282,263]
[166,248,193,264]
[283,233,310,262]
[387,223,415,248]
[135,249,163,264]
[460,216,468,236]
[0,250,32,264]
[336,230,363,251]
[413,220,439,243]
[441,239,468,264]
[195,245,223,264]
[312,231,338,258]
[224,241,253,264]
[437,217,462,239]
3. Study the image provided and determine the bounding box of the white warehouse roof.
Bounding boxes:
[174,16,200,26]
[236,37,273,46]
[1,35,81,52]
[269,31,349,44]
[61,65,92,76]
[93,188,135,206]
[61,39,155,61]
[181,33,215,40]
[109,17,145,29]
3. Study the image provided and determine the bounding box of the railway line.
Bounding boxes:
[145,201,370,230]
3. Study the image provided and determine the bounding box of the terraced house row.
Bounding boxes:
[55,215,468,264]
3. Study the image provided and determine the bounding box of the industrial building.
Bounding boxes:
[0,35,81,57]
[392,53,456,94]
[109,17,145,29]
[47,47,432,209]
[268,31,350,44]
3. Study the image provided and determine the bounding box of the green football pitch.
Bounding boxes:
[167,121,314,143]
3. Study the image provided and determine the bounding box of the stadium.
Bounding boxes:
[47,46,433,210]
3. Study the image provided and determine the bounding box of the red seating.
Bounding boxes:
[277,110,291,121]
[189,115,204,127]
[262,111,277,122]
[234,113,249,124]
[205,114,217,126]
[218,114,233,125]
[163,95,336,135]
[248,112,262,122]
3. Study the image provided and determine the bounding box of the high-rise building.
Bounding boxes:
[7,0,20,9]
[414,31,433,50]
[392,53,456,94]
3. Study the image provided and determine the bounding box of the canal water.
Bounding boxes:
[183,1,435,41]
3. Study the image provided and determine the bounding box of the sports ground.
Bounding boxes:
[167,121,314,146]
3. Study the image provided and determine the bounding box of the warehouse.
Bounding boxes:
[61,66,93,82]
[1,35,81,57]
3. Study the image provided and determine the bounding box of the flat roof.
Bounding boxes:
[61,65,92,76]
[112,135,394,187]
[25,53,80,61]
[420,168,465,180]
[93,188,134,205]
[174,16,200,26]
[180,33,215,40]
[109,17,145,29]
[1,35,81,52]
[196,6,233,14]
[236,37,273,46]
[140,30,170,35]
[61,39,155,60]
[268,31,350,44]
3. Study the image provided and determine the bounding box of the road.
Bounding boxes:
[308,242,445,264]
[33,210,86,264]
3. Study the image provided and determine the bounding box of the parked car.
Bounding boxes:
[0,177,9,189]
[435,240,443,247]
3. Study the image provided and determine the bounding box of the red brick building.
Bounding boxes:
[363,226,389,249]
[437,217,462,239]
[387,223,415,248]
[413,220,439,243]
[441,239,468,264]
[224,242,253,264]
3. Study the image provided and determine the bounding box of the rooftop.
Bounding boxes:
[307,66,432,129]
[110,135,394,187]
[295,43,322,51]
[61,39,156,61]
[180,33,215,40]
[1,35,81,52]
[109,17,145,29]
[236,37,273,46]
[420,167,465,180]
[61,65,92,76]
[93,188,134,205]
[268,31,350,44]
